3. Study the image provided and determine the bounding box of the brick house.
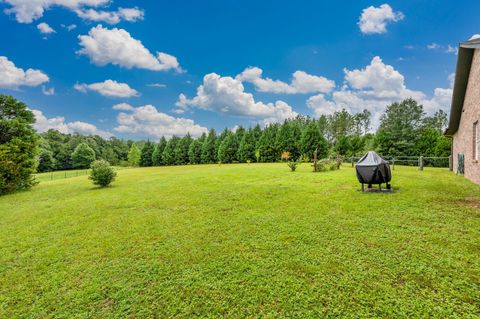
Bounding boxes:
[445,37,480,184]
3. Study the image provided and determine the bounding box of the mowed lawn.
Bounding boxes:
[0,164,479,318]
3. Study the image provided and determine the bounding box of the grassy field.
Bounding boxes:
[0,164,479,318]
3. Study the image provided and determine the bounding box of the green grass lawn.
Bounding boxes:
[1,164,479,318]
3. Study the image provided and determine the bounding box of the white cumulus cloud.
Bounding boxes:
[37,22,55,34]
[32,109,112,138]
[236,67,335,94]
[0,56,49,89]
[358,4,404,34]
[113,103,208,138]
[77,25,182,72]
[307,56,452,127]
[74,79,139,98]
[75,7,144,24]
[3,0,142,24]
[176,73,298,125]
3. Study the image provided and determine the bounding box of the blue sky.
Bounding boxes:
[0,0,478,139]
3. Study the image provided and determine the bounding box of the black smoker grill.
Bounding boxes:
[356,151,392,191]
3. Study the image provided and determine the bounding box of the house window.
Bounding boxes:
[474,121,479,161]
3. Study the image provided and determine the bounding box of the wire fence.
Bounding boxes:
[35,166,130,183]
[348,155,452,170]
[35,169,91,182]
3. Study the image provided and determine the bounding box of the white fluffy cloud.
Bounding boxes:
[3,0,142,24]
[75,7,144,24]
[0,56,49,89]
[236,67,335,94]
[74,79,139,98]
[32,109,112,138]
[307,56,452,127]
[112,103,208,138]
[358,4,404,34]
[176,73,298,125]
[77,25,182,72]
[37,22,55,34]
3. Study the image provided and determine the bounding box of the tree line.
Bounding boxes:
[37,98,451,172]
[1,95,452,194]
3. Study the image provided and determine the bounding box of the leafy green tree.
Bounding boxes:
[140,141,155,167]
[300,122,329,160]
[201,129,217,163]
[327,109,355,143]
[37,149,55,172]
[354,109,372,135]
[72,143,96,169]
[111,137,130,162]
[162,136,179,165]
[375,99,424,157]
[349,135,367,157]
[334,136,352,156]
[175,134,192,165]
[127,143,141,166]
[218,132,238,163]
[415,128,441,156]
[423,110,448,132]
[238,128,257,162]
[434,136,452,157]
[152,137,167,166]
[0,95,39,194]
[89,160,117,187]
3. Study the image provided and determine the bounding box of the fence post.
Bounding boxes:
[351,157,354,168]
[419,156,424,171]
[449,155,453,171]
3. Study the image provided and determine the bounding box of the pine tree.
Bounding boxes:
[238,128,256,162]
[300,122,329,160]
[152,137,167,166]
[188,134,205,164]
[162,136,179,165]
[140,141,155,167]
[201,129,217,163]
[276,120,302,161]
[175,134,192,165]
[218,132,238,163]
[127,143,141,166]
[257,124,280,162]
[72,143,96,169]
[0,95,39,194]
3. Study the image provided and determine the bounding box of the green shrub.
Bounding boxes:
[315,159,339,172]
[287,161,299,172]
[89,160,117,187]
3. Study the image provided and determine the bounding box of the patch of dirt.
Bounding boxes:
[463,197,480,209]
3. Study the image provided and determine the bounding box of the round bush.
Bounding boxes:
[89,160,117,187]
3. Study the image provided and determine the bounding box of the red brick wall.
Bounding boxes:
[452,49,480,184]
